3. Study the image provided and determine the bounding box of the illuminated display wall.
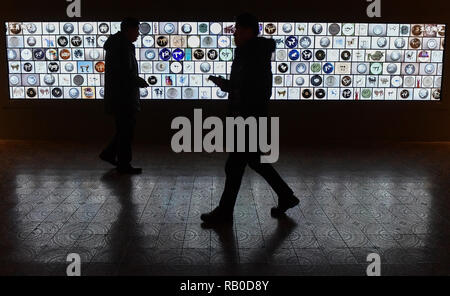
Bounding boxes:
[5,21,446,100]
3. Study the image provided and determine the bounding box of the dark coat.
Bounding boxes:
[221,36,276,118]
[103,31,141,114]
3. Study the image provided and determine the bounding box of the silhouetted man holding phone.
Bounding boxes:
[201,13,299,225]
[100,17,149,174]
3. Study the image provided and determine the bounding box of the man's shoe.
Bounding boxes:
[200,207,233,225]
[99,152,117,166]
[117,165,142,174]
[271,194,299,218]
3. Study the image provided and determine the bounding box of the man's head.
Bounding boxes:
[233,12,259,47]
[121,17,140,42]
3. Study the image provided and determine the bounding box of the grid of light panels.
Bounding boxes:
[5,21,446,100]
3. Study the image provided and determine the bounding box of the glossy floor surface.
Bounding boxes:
[0,140,449,276]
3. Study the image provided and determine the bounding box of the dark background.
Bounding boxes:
[0,0,449,144]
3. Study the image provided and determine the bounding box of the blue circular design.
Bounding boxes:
[285,35,298,48]
[288,49,300,60]
[159,48,171,61]
[172,48,185,61]
[323,62,334,74]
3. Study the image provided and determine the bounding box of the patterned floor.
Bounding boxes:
[0,140,449,276]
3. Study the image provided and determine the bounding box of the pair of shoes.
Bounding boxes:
[200,207,233,225]
[271,194,300,218]
[117,165,142,174]
[99,152,117,166]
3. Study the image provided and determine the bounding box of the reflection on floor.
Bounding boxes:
[0,140,449,276]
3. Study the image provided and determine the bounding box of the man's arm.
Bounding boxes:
[208,75,231,92]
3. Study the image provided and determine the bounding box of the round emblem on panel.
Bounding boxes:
[170,61,183,73]
[69,88,79,98]
[148,76,157,85]
[341,75,351,86]
[46,49,58,61]
[390,51,401,61]
[427,39,437,49]
[285,36,298,48]
[299,36,311,48]
[277,50,287,60]
[194,49,205,59]
[282,23,293,33]
[184,88,194,99]
[89,49,100,59]
[312,24,323,34]
[288,49,299,60]
[412,25,422,36]
[9,75,19,85]
[394,38,406,48]
[46,23,56,33]
[33,49,45,60]
[82,23,93,34]
[44,74,55,85]
[342,89,352,98]
[140,88,148,97]
[48,62,59,72]
[27,75,37,85]
[23,62,33,72]
[301,49,312,60]
[310,63,321,73]
[422,76,433,88]
[302,89,312,98]
[404,64,415,75]
[73,75,84,86]
[9,23,22,34]
[424,63,435,74]
[99,23,109,34]
[157,36,168,47]
[377,37,387,48]
[278,63,288,73]
[210,23,222,34]
[386,63,397,74]
[325,76,336,86]
[71,36,82,46]
[296,63,307,74]
[320,37,330,47]
[63,23,74,34]
[400,25,409,35]
[295,77,305,86]
[139,23,151,35]
[432,89,440,100]
[218,36,230,47]
[164,23,175,34]
[265,23,276,34]
[52,87,62,97]
[142,36,154,47]
[57,36,68,47]
[342,23,354,35]
[65,62,74,72]
[372,25,383,36]
[27,88,37,98]
[323,62,333,74]
[310,75,322,86]
[418,89,429,99]
[357,63,367,73]
[167,88,178,99]
[159,48,171,61]
[60,49,71,60]
[25,23,37,34]
[219,49,232,61]
[400,89,410,99]
[200,62,211,72]
[198,23,208,34]
[328,23,340,35]
[172,48,185,61]
[182,23,192,34]
[145,49,156,60]
[207,49,218,60]
[315,89,326,99]
[391,76,402,87]
[361,89,371,98]
[410,38,421,49]
[7,49,17,60]
[188,36,200,48]
[341,50,351,60]
[315,50,325,60]
[95,61,105,72]
[27,36,37,47]
[217,89,227,98]
[370,62,383,74]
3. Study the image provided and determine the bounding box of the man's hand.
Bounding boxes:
[208,75,227,90]
[137,76,149,88]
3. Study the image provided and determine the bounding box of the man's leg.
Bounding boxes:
[116,112,140,173]
[99,117,119,166]
[247,152,299,217]
[201,152,247,224]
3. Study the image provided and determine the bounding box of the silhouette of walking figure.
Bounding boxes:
[201,13,299,225]
[99,17,148,174]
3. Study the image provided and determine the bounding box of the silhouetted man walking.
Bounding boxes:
[100,17,148,174]
[201,13,299,225]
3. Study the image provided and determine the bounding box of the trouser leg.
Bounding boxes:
[116,112,136,168]
[218,152,248,213]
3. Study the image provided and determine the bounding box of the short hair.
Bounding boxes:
[235,12,259,36]
[120,17,140,31]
